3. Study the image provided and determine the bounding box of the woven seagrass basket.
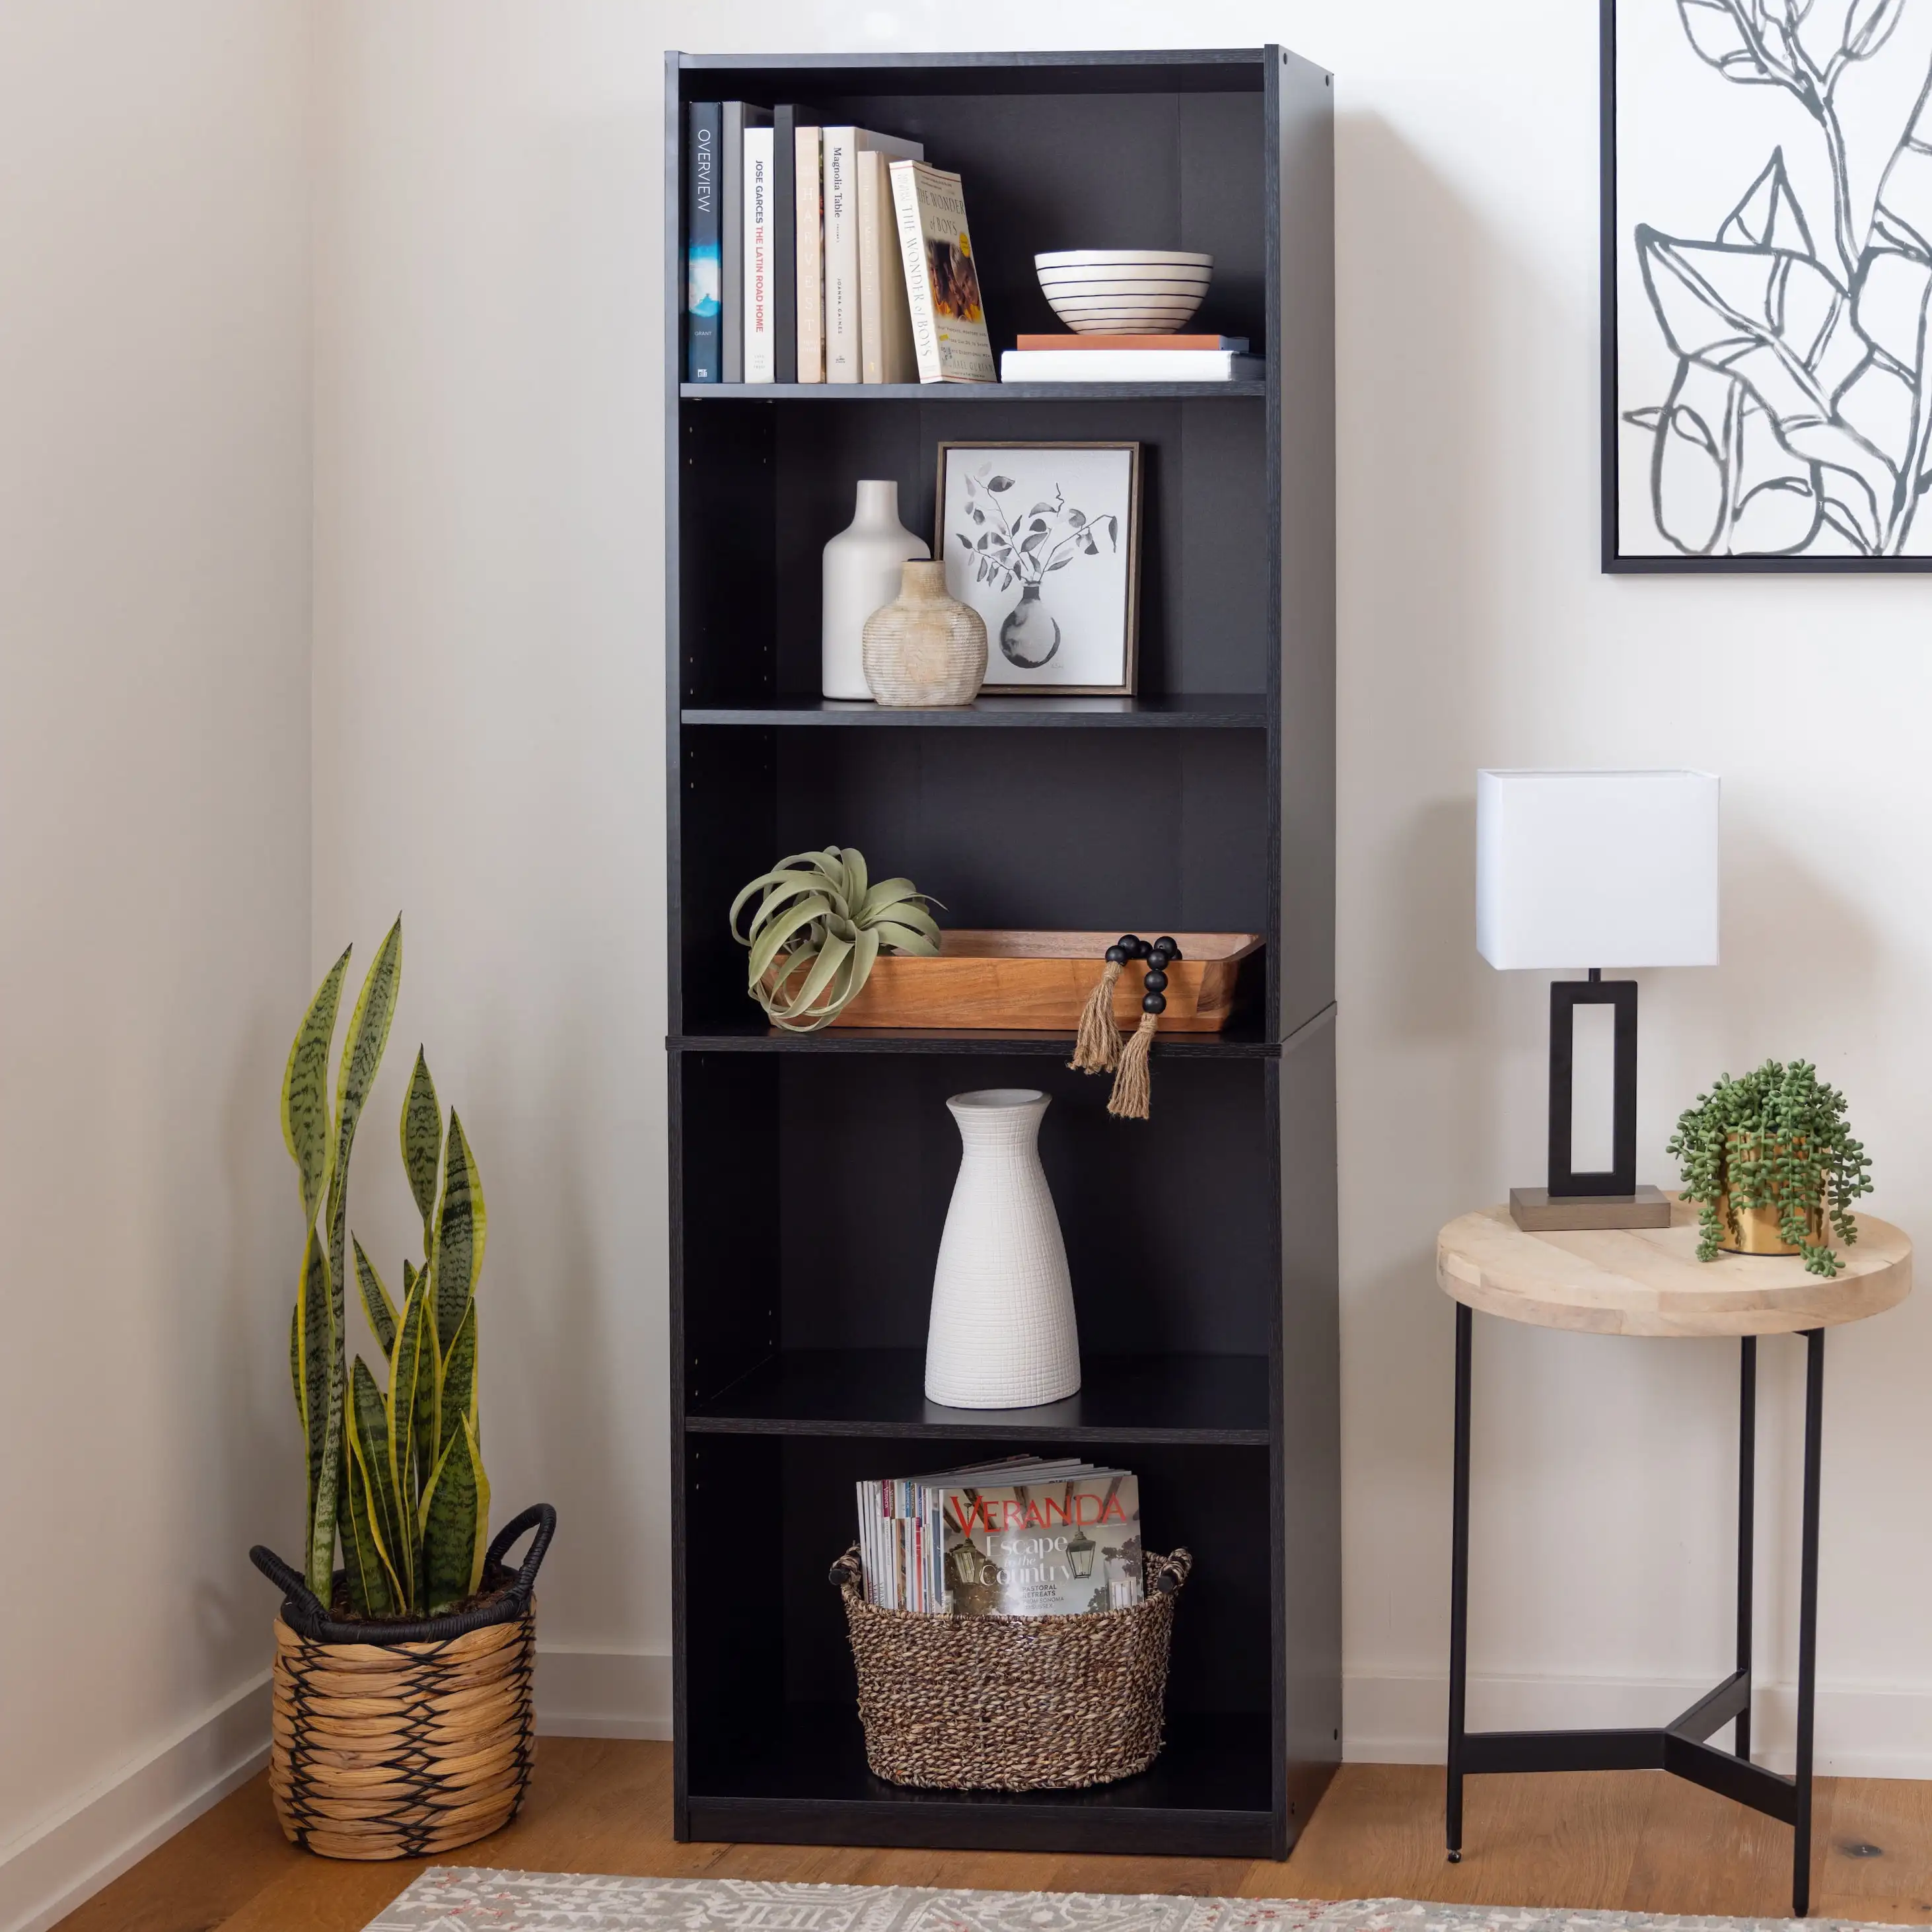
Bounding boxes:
[832,1544,1190,1791]
[250,1503,554,1861]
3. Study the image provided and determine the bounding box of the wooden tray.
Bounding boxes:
[822,930,1262,1032]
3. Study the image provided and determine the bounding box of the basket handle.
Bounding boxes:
[1149,1547,1192,1595]
[250,1544,328,1626]
[486,1503,557,1602]
[828,1544,865,1594]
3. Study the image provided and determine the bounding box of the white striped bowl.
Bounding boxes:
[1034,250,1213,334]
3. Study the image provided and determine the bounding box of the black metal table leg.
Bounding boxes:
[1793,1328,1824,1918]
[1736,1336,1756,1765]
[1447,1301,1472,1861]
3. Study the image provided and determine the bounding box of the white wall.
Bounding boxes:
[0,5,314,1929]
[310,1,672,1731]
[310,0,1932,1773]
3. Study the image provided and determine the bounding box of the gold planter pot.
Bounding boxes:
[1717,1134,1824,1255]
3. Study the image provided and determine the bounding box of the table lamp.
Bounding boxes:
[1477,768,1720,1231]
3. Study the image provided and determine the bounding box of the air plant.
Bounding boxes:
[730,846,940,1031]
[1629,0,1932,557]
[954,466,1119,594]
[1665,1057,1872,1276]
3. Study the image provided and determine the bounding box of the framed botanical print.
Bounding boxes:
[1604,0,1932,569]
[936,442,1142,692]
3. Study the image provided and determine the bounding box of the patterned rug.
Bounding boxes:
[361,1873,1900,1932]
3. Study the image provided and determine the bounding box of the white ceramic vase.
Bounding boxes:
[822,480,928,700]
[924,1089,1081,1409]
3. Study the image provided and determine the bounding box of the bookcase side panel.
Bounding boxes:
[1275,1008,1342,1840]
[1270,50,1337,1039]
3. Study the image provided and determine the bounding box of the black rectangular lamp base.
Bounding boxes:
[1509,1184,1672,1231]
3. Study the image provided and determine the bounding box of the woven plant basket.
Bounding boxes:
[832,1544,1190,1791]
[250,1503,554,1861]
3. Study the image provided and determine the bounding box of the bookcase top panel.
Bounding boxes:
[672,48,1274,98]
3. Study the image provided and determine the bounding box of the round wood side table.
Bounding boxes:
[1436,1194,1911,1917]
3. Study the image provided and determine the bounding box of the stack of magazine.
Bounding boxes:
[685,102,995,386]
[856,1455,1142,1617]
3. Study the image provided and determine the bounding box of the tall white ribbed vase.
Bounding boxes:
[924,1089,1081,1408]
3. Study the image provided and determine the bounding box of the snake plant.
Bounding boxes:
[729,846,939,1030]
[283,919,492,1616]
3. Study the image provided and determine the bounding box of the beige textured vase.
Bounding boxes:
[862,561,987,707]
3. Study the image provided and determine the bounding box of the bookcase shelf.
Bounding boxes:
[687,1348,1271,1443]
[680,381,1268,401]
[680,693,1270,729]
[667,43,1336,1863]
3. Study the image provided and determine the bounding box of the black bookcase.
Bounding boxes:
[665,47,1337,1861]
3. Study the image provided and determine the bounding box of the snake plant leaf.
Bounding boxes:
[437,1295,478,1459]
[351,1355,412,1605]
[326,917,402,1295]
[281,946,350,1227]
[353,1236,398,1358]
[401,1048,442,1247]
[289,1302,301,1429]
[345,1427,402,1616]
[296,1226,341,1598]
[420,1416,491,1613]
[433,1112,485,1352]
[392,1273,437,1526]
[337,1480,371,1618]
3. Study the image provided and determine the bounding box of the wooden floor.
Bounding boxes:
[52,1744,1932,1932]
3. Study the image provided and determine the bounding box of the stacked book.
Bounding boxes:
[856,1454,1143,1617]
[1000,334,1264,383]
[685,101,995,386]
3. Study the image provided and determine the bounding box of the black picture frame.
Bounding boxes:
[1600,0,1932,573]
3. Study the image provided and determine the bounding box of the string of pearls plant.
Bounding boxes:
[1664,1058,1872,1278]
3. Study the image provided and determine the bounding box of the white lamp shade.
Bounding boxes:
[1477,769,1720,970]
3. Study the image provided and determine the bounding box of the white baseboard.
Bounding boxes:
[1346,1670,1932,1777]
[535,1645,672,1740]
[0,1672,271,1932]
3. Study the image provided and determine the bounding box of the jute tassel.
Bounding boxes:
[1069,958,1124,1073]
[1107,1012,1159,1120]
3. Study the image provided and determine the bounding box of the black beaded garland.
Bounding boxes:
[1143,991,1166,1014]
[1143,968,1168,993]
[1154,935,1178,956]
[1115,934,1140,955]
[1104,945,1127,964]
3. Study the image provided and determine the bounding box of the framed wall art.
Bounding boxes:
[1604,0,1932,569]
[936,441,1141,692]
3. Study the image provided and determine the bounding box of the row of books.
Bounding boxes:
[857,1455,1143,1618]
[685,103,994,386]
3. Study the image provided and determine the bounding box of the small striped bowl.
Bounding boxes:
[1034,250,1213,334]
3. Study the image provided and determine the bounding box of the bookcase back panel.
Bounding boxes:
[774,1054,1274,1355]
[766,398,1269,701]
[775,727,1268,932]
[790,90,1267,356]
[774,1435,1273,1715]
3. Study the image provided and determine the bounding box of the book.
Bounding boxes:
[1015,333,1250,352]
[824,126,923,384]
[684,103,722,383]
[771,108,815,384]
[793,123,824,381]
[857,149,917,384]
[999,349,1264,383]
[889,160,997,385]
[855,1456,1143,1617]
[719,103,769,382]
[742,122,775,382]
